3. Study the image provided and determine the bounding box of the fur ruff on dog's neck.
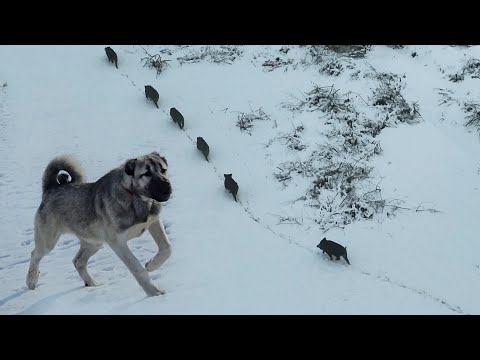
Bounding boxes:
[121,176,155,207]
[123,185,155,213]
[125,187,135,200]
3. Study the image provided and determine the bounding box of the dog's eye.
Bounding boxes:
[160,168,166,174]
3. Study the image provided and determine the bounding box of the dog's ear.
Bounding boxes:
[160,156,168,167]
[125,159,136,176]
[151,151,160,157]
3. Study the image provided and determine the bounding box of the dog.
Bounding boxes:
[316,237,350,265]
[224,174,239,202]
[26,152,173,296]
[104,47,118,69]
[145,85,159,109]
[170,107,184,129]
[196,137,209,162]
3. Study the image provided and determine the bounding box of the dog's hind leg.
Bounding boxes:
[73,240,102,287]
[106,236,165,296]
[26,224,61,290]
[145,219,172,272]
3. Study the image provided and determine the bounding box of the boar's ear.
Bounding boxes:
[322,237,326,241]
[125,159,136,176]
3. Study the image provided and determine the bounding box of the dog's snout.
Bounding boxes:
[161,184,172,195]
[161,179,172,193]
[150,177,172,202]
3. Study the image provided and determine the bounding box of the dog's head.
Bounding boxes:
[123,152,172,202]
[224,174,232,179]
[316,237,327,250]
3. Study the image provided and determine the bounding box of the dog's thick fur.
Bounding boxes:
[105,47,118,69]
[196,137,209,162]
[224,174,238,202]
[316,237,350,265]
[26,152,173,296]
[145,85,159,109]
[170,107,184,129]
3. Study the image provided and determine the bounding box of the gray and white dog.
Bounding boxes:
[26,152,173,296]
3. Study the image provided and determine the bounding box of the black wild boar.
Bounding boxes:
[105,47,118,69]
[224,174,239,202]
[145,85,159,108]
[196,137,209,162]
[316,237,350,265]
[169,107,184,129]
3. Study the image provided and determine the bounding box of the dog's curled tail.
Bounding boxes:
[42,155,86,193]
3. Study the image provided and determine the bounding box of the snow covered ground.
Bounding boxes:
[0,45,479,314]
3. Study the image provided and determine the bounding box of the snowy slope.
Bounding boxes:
[0,45,479,314]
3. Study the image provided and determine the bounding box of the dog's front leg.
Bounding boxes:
[106,236,165,296]
[145,218,172,272]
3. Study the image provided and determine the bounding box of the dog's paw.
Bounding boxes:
[145,260,153,272]
[26,271,39,290]
[145,260,157,272]
[144,283,166,296]
[84,279,101,287]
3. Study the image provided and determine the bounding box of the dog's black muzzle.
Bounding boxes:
[149,177,172,202]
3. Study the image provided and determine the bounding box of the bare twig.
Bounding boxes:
[416,203,442,213]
